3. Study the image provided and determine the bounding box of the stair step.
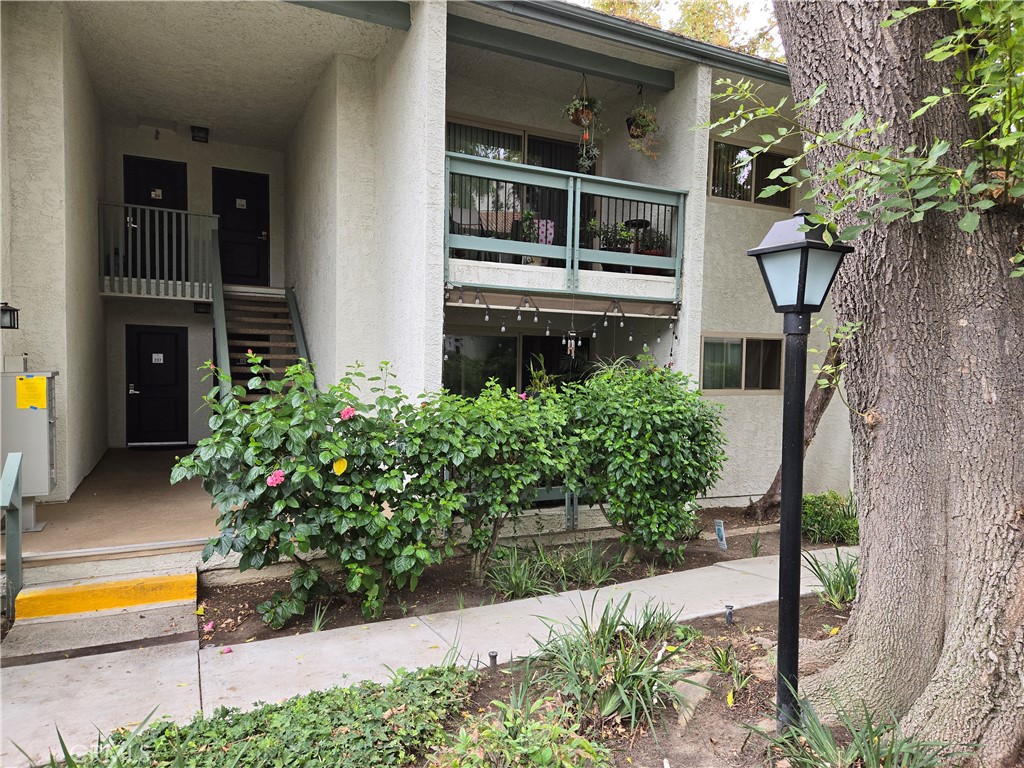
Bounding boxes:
[231,366,290,374]
[224,315,292,324]
[225,326,297,334]
[228,355,299,363]
[223,290,286,301]
[224,301,288,313]
[227,339,297,348]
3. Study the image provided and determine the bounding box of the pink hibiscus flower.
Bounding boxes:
[339,406,356,421]
[266,469,286,487]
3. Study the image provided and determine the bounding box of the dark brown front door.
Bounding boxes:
[122,155,189,281]
[213,168,270,286]
[126,325,188,446]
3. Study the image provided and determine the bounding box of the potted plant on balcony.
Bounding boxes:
[636,227,672,275]
[599,222,633,251]
[638,227,670,256]
[625,89,660,159]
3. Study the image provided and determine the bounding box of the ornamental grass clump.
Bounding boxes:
[173,356,467,623]
[565,358,726,562]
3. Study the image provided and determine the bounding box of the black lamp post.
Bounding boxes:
[747,209,851,731]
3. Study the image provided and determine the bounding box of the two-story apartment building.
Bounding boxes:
[0,0,850,523]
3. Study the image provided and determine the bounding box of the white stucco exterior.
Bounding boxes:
[2,0,850,512]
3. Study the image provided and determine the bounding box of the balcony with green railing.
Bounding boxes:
[445,153,685,303]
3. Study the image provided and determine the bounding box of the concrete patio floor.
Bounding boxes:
[2,449,217,564]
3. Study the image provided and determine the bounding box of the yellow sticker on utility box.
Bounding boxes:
[16,375,47,410]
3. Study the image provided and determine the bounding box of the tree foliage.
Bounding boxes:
[670,0,783,61]
[590,0,661,26]
[709,0,1024,276]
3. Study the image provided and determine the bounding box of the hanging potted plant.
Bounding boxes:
[565,95,601,128]
[564,73,601,128]
[625,87,660,159]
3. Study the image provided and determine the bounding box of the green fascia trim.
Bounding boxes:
[471,0,789,86]
[448,15,674,91]
[287,1,410,30]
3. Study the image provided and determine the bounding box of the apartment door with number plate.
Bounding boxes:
[126,325,188,446]
[213,167,270,286]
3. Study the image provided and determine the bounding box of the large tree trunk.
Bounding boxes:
[746,343,842,522]
[773,3,1024,765]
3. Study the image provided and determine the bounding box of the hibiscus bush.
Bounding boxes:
[445,383,571,582]
[565,358,726,561]
[172,355,465,623]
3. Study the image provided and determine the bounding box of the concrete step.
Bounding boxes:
[1,603,196,666]
[227,339,297,348]
[224,316,292,325]
[14,569,197,622]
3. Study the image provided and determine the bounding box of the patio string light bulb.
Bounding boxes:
[747,209,851,732]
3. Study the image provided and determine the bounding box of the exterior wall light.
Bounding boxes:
[747,209,852,732]
[1,303,20,330]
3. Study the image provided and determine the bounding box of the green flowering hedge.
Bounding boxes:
[174,354,725,625]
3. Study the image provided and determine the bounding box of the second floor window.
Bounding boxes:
[710,141,791,208]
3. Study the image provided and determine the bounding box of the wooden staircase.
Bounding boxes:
[223,289,303,402]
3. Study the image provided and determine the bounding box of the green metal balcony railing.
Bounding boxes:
[98,202,219,300]
[445,153,686,300]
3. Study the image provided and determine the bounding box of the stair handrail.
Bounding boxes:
[285,287,310,363]
[210,229,232,400]
[2,452,24,621]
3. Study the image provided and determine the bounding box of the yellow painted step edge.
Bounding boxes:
[14,573,197,620]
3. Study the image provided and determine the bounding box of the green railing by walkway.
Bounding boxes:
[98,202,219,301]
[445,152,686,301]
[2,452,24,621]
[210,231,232,401]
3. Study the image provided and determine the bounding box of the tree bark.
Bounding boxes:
[773,3,1024,765]
[746,343,842,522]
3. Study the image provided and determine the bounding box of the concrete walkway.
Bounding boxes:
[1,548,856,767]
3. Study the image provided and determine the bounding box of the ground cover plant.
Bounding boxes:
[32,664,477,768]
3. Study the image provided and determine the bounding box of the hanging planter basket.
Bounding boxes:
[571,107,595,128]
[625,85,660,159]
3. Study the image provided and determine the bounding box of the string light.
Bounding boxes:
[458,288,464,304]
[516,310,522,322]
[501,321,506,332]
[484,311,489,321]
[603,315,608,327]
[619,318,624,328]
[546,322,551,336]
[533,311,539,323]
[592,329,597,338]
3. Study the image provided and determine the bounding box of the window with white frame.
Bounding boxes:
[702,336,783,391]
[709,141,791,208]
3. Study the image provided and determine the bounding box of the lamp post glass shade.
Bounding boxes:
[747,211,852,313]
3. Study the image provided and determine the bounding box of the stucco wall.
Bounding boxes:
[0,4,11,368]
[63,15,107,491]
[701,200,851,501]
[285,58,341,382]
[102,125,286,288]
[3,3,72,499]
[373,0,447,395]
[104,298,213,446]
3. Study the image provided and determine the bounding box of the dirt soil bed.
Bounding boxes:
[196,506,832,649]
[457,596,850,768]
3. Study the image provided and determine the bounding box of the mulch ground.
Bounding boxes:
[195,505,826,649]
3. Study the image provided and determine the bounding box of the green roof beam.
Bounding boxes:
[286,1,410,31]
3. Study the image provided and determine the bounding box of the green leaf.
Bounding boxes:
[957,210,980,233]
